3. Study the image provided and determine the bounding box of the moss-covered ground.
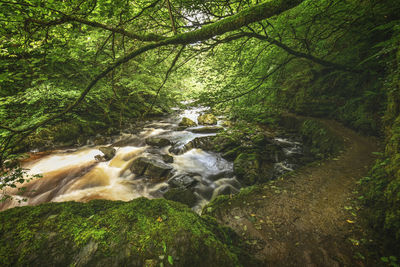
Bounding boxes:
[0,197,258,267]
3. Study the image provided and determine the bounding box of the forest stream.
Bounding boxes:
[1,106,303,213]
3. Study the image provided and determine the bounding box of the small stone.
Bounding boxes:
[98,146,116,160]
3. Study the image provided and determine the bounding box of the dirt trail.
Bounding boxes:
[209,118,379,266]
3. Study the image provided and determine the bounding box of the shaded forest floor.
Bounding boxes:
[207,118,379,266]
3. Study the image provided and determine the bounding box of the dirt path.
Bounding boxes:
[208,118,379,266]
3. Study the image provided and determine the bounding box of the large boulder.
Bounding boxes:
[130,157,173,181]
[145,137,171,147]
[178,117,197,127]
[0,198,254,266]
[164,187,198,207]
[98,146,116,160]
[197,114,217,125]
[189,126,223,134]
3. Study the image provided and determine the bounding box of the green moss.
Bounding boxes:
[0,198,250,267]
[233,153,260,186]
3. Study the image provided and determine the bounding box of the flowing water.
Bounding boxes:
[1,106,238,213]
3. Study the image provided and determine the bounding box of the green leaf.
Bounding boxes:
[168,255,173,265]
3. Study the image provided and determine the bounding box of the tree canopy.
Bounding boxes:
[0,0,307,162]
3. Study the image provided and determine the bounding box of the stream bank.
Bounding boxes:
[1,106,312,214]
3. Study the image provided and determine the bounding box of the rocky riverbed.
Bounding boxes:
[1,106,313,213]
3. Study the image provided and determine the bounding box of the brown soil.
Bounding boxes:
[208,118,379,266]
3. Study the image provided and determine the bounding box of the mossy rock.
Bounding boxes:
[197,114,217,125]
[233,153,261,186]
[178,117,197,127]
[99,146,116,160]
[0,198,251,267]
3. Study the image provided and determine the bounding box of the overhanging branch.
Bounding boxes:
[0,0,304,136]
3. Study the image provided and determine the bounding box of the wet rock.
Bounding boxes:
[130,157,173,181]
[197,113,217,125]
[162,154,174,163]
[189,126,223,134]
[168,145,184,155]
[184,136,215,152]
[169,136,215,155]
[94,155,105,162]
[145,137,171,147]
[164,187,197,207]
[178,117,197,127]
[233,153,260,186]
[168,174,199,188]
[98,146,116,160]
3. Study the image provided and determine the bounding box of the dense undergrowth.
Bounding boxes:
[361,37,400,256]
